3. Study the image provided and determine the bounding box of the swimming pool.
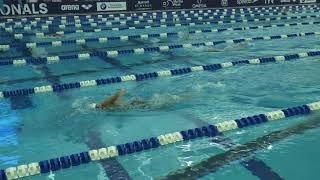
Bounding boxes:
[0,4,320,180]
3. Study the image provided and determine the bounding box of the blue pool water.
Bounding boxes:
[0,5,320,180]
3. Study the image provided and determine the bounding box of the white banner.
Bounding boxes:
[300,0,316,3]
[96,2,127,11]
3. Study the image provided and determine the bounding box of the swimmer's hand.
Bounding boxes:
[117,89,127,96]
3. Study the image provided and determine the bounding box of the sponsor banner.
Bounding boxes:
[227,0,291,7]
[60,3,94,12]
[157,0,185,9]
[0,3,48,16]
[279,0,298,4]
[192,0,208,8]
[51,2,95,13]
[0,0,319,17]
[221,0,229,6]
[127,0,152,11]
[300,0,316,3]
[234,0,261,6]
[184,0,221,9]
[96,2,127,11]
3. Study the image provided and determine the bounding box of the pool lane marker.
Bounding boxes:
[0,49,319,99]
[161,111,320,180]
[1,7,317,31]
[4,20,319,50]
[7,13,320,39]
[3,8,315,30]
[86,131,132,180]
[1,101,319,180]
[1,31,318,67]
[3,10,319,34]
[3,4,317,24]
[0,9,299,28]
[183,114,284,179]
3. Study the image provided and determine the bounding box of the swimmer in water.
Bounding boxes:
[205,47,223,52]
[45,33,64,38]
[91,89,150,110]
[204,41,253,53]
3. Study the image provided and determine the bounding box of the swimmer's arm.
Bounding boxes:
[99,89,126,108]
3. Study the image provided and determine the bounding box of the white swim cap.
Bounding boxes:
[89,103,97,109]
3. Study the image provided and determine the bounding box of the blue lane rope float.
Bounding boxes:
[1,49,319,99]
[2,4,317,24]
[2,9,319,34]
[4,8,318,36]
[161,110,320,180]
[2,5,318,30]
[1,31,318,66]
[1,9,306,27]
[3,8,316,30]
[1,7,317,30]
[1,100,319,180]
[4,21,319,49]
[5,4,313,22]
[3,12,319,36]
[7,17,320,39]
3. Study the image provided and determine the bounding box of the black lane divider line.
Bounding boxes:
[0,49,195,86]
[72,45,131,180]
[9,96,33,110]
[4,32,34,110]
[128,38,197,66]
[241,158,284,180]
[161,115,320,180]
[3,36,131,179]
[212,136,284,180]
[87,131,132,180]
[15,33,72,101]
[81,44,130,73]
[0,38,195,86]
[183,114,283,180]
[3,30,130,180]
[28,45,131,179]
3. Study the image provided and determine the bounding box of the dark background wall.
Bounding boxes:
[0,0,319,17]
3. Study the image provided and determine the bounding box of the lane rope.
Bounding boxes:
[1,100,319,180]
[4,21,319,49]
[3,10,319,33]
[1,7,317,29]
[1,31,318,65]
[1,49,319,99]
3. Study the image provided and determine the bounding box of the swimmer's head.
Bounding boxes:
[89,103,98,109]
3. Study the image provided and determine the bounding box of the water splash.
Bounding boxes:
[47,171,55,180]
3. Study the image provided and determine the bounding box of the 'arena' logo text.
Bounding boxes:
[61,5,80,11]
[0,3,48,16]
[237,0,254,4]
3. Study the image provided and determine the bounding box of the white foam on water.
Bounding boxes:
[191,82,226,92]
[71,97,96,115]
[225,42,255,51]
